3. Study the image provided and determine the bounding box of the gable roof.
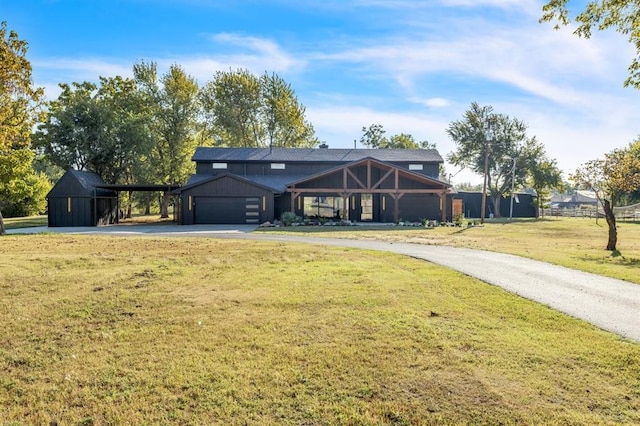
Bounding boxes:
[173,172,279,194]
[70,169,107,191]
[47,169,117,198]
[287,157,451,190]
[192,147,443,163]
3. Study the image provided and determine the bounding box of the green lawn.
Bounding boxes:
[3,215,47,229]
[1,235,639,424]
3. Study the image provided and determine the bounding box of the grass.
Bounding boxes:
[1,235,639,424]
[257,217,640,284]
[3,215,47,229]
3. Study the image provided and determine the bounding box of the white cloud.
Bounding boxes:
[409,97,452,108]
[208,33,306,73]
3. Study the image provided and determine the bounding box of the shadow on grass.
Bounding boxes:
[578,251,640,268]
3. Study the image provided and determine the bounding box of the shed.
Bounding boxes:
[46,169,118,227]
[452,191,537,219]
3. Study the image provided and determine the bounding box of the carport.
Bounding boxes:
[94,183,181,223]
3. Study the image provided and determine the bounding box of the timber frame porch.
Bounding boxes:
[286,158,451,223]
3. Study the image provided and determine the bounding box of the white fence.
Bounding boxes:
[542,202,640,220]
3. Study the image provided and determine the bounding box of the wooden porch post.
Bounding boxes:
[340,193,349,221]
[290,191,298,214]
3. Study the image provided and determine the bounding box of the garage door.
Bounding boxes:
[193,197,261,224]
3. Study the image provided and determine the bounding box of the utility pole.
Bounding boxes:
[480,122,493,224]
[509,157,517,220]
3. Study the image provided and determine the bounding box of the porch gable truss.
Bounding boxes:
[286,158,451,222]
[288,157,449,193]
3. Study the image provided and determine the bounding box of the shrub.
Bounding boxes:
[280,211,302,226]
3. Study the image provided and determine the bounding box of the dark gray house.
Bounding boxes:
[46,169,118,227]
[174,147,452,224]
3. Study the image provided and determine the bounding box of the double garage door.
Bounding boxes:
[193,196,261,225]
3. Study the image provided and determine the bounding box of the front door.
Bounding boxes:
[360,193,373,221]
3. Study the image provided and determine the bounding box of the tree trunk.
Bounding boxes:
[602,199,617,251]
[126,190,133,218]
[144,201,151,215]
[0,210,5,235]
[491,195,502,218]
[160,191,170,218]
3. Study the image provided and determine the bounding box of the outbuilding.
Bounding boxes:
[46,169,118,227]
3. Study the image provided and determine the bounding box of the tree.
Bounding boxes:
[134,62,200,217]
[0,149,50,217]
[0,22,44,234]
[35,77,151,185]
[201,69,262,147]
[360,124,387,148]
[528,158,564,216]
[447,103,541,217]
[360,124,434,149]
[260,73,317,148]
[34,82,100,172]
[541,1,640,89]
[200,69,317,148]
[571,142,640,251]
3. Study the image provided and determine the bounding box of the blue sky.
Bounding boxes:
[5,0,640,184]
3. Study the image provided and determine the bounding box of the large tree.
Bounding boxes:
[0,22,45,234]
[35,77,151,185]
[447,103,545,218]
[541,0,640,89]
[571,141,640,251]
[134,61,200,217]
[260,72,317,148]
[200,69,317,148]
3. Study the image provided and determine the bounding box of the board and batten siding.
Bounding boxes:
[179,176,274,225]
[196,161,440,179]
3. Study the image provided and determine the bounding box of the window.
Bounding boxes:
[409,164,423,171]
[303,196,347,219]
[212,163,227,169]
[271,163,286,170]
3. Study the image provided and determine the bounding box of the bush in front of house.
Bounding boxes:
[280,212,303,226]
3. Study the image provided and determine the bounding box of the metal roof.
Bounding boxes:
[95,184,180,192]
[192,147,443,163]
[47,169,117,198]
[175,173,280,194]
[243,175,309,192]
[69,169,108,192]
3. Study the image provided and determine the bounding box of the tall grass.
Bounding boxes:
[1,235,638,424]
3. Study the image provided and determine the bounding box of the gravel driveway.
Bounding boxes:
[10,224,640,342]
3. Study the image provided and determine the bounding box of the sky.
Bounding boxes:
[4,0,640,185]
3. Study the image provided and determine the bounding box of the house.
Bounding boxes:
[173,146,452,225]
[550,190,598,209]
[46,169,118,227]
